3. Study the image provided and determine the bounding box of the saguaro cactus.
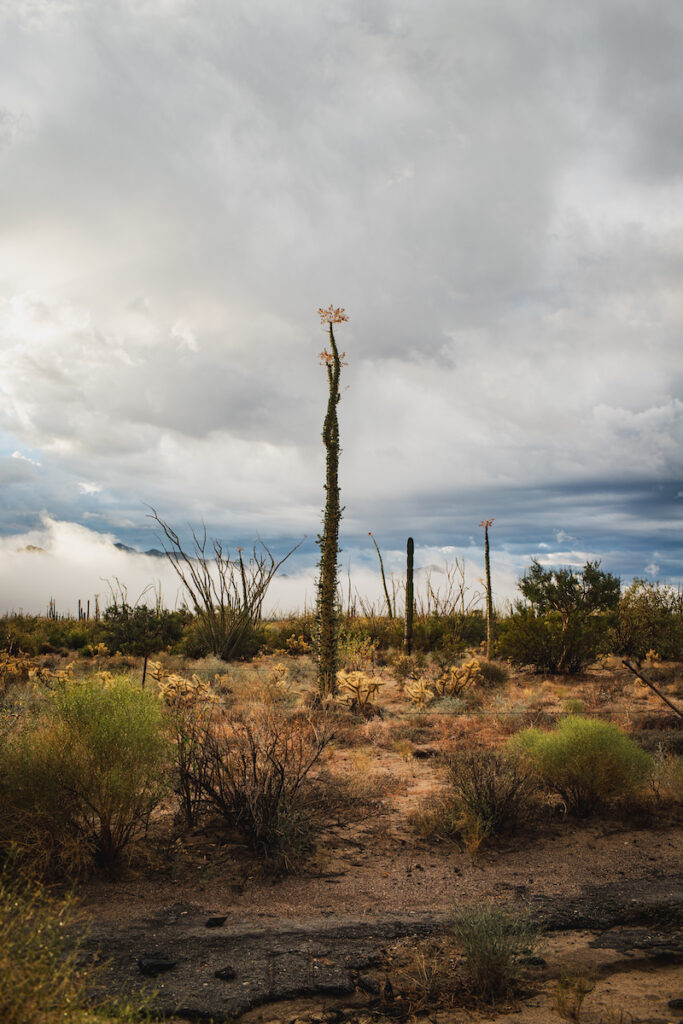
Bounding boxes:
[316,305,348,697]
[404,536,414,655]
[479,519,494,659]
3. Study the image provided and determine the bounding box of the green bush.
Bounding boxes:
[101,604,188,657]
[497,560,620,674]
[180,614,263,660]
[0,676,169,875]
[0,876,153,1023]
[496,609,613,674]
[451,902,542,1003]
[508,716,652,815]
[614,580,683,662]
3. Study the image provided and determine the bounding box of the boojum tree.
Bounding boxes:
[479,519,494,659]
[316,305,348,697]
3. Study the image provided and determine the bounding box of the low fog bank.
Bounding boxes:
[0,516,525,618]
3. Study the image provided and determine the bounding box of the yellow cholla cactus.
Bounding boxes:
[336,670,383,710]
[86,642,110,658]
[284,633,312,655]
[436,658,482,697]
[159,672,217,710]
[405,678,435,707]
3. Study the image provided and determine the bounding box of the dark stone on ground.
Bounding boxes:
[214,965,236,980]
[137,955,177,976]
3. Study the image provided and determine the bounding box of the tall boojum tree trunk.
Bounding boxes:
[479,519,494,659]
[404,536,414,655]
[316,306,348,697]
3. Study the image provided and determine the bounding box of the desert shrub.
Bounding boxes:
[198,707,332,871]
[446,749,538,842]
[508,716,652,815]
[0,615,102,657]
[180,614,263,660]
[259,615,316,652]
[0,877,151,1023]
[614,580,683,662]
[497,609,615,674]
[498,560,620,674]
[101,603,188,658]
[477,659,509,687]
[408,792,462,842]
[0,677,169,875]
[451,902,542,1003]
[413,612,486,655]
[157,669,219,829]
[382,935,462,1013]
[390,652,420,684]
[338,628,378,671]
[554,971,596,1020]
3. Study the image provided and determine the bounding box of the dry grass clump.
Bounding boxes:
[381,903,542,1012]
[188,705,338,872]
[410,748,538,851]
[451,901,542,1003]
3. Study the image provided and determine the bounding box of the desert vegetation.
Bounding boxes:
[0,560,681,1019]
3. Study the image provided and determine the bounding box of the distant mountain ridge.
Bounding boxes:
[114,542,166,559]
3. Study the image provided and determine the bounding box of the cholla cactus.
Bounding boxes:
[285,633,312,655]
[336,669,383,710]
[158,672,217,710]
[406,659,483,706]
[436,658,483,697]
[405,678,435,707]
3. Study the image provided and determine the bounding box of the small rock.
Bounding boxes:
[668,997,683,1010]
[356,975,380,996]
[137,955,176,976]
[215,965,237,980]
[205,915,227,928]
[520,955,547,967]
[323,1008,346,1022]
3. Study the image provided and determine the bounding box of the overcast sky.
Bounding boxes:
[1,0,681,615]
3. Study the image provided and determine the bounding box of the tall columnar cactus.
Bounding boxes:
[316,305,348,697]
[404,536,414,655]
[479,519,494,659]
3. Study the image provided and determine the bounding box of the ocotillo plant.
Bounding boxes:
[316,305,348,697]
[479,519,494,658]
[404,537,414,655]
[368,532,393,619]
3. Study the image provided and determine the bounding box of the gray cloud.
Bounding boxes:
[0,0,681,599]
